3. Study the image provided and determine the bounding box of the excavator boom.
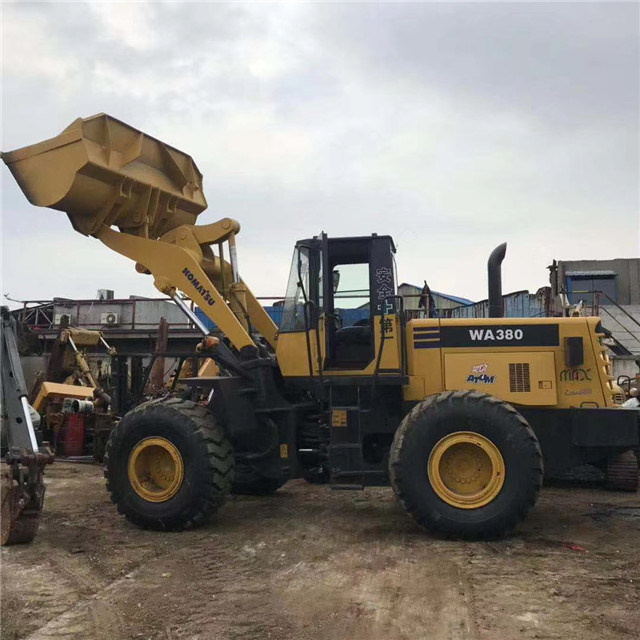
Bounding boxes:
[1,307,54,544]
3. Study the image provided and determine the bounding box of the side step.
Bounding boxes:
[331,468,365,491]
[329,445,364,490]
[328,392,367,490]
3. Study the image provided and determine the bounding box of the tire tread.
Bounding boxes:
[389,390,543,539]
[104,398,233,531]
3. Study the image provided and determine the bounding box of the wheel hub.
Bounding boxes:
[428,431,505,509]
[128,437,184,503]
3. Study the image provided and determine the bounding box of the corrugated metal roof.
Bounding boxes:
[566,270,617,278]
[433,290,474,305]
[398,283,474,305]
[448,289,552,319]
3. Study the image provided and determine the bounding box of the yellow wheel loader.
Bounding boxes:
[3,114,638,539]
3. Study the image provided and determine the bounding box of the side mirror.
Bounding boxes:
[332,269,340,293]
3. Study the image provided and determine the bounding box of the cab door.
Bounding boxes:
[321,234,404,376]
[275,241,323,377]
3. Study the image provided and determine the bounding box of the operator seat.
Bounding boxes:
[334,319,372,366]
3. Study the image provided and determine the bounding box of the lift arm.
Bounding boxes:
[97,223,260,350]
[2,113,279,353]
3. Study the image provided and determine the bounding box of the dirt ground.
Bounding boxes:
[1,463,639,640]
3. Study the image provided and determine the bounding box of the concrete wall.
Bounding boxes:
[600,305,640,355]
[558,258,640,305]
[611,355,640,381]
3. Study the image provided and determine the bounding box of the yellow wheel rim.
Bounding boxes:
[428,431,505,509]
[128,437,184,503]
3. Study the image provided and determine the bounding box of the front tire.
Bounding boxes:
[390,390,542,539]
[105,398,233,531]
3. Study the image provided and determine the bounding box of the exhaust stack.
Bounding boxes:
[488,243,507,318]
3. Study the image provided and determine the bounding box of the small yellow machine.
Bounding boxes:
[3,114,638,538]
[30,325,116,460]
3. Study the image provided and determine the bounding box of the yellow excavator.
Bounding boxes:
[3,114,638,539]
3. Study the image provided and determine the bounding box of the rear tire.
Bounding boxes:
[605,450,639,492]
[105,398,233,531]
[390,390,543,539]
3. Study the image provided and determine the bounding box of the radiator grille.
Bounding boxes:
[509,363,531,392]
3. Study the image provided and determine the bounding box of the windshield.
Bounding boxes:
[280,246,310,332]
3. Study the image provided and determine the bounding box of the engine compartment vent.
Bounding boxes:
[509,363,531,392]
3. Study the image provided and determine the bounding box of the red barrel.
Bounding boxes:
[61,414,85,456]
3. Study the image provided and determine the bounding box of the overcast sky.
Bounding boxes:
[2,2,638,309]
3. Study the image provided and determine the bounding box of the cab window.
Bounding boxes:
[280,247,310,332]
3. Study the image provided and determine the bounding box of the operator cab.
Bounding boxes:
[280,233,397,371]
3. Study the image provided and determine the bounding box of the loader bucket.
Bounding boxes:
[1,114,207,238]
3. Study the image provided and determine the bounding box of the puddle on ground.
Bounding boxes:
[585,503,640,523]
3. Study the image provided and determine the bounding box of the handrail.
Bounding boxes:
[569,290,640,330]
[303,299,323,385]
[569,289,640,346]
[373,295,406,379]
[598,306,640,346]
